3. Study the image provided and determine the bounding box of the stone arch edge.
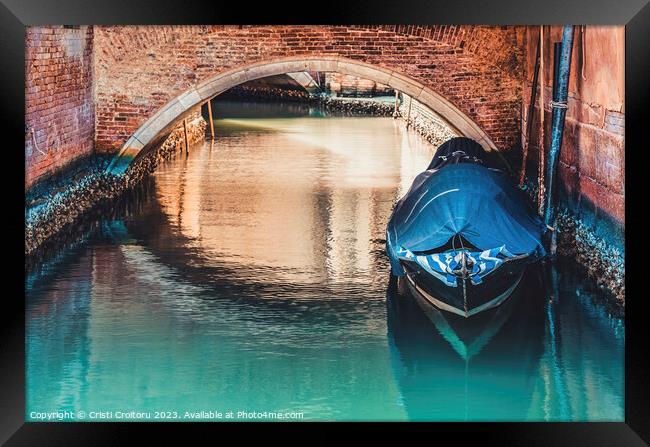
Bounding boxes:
[107,55,497,174]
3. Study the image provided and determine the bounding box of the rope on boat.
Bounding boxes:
[452,233,469,315]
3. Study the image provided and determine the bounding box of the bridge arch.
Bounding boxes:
[107,56,497,174]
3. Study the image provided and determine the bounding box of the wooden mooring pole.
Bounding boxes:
[405,95,413,128]
[183,118,189,154]
[207,99,215,140]
[393,90,399,118]
[537,26,546,217]
[519,27,542,187]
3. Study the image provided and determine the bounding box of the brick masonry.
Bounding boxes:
[521,26,624,247]
[92,25,524,154]
[25,26,94,190]
[24,25,524,189]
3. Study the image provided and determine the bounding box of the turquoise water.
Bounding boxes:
[26,103,624,421]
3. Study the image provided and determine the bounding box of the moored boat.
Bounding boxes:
[386,137,546,317]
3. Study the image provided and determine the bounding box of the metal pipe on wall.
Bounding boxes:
[544,26,575,251]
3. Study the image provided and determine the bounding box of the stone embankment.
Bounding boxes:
[317,97,394,116]
[219,85,396,116]
[556,211,625,306]
[518,181,625,308]
[218,85,312,102]
[397,94,459,148]
[220,86,458,138]
[26,113,207,259]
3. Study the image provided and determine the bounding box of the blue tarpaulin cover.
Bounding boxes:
[386,139,546,278]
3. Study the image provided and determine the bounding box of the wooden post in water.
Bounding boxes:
[183,118,189,154]
[207,100,215,140]
[405,95,413,128]
[519,27,542,187]
[537,26,546,217]
[393,90,399,118]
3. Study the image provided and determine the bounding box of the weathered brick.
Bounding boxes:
[604,109,625,136]
[25,25,94,190]
[93,25,524,153]
[595,130,625,194]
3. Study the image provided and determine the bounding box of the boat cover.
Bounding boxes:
[426,135,488,170]
[386,140,546,278]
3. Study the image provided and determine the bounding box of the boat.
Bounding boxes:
[386,137,546,318]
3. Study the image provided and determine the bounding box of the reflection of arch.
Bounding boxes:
[107,56,497,174]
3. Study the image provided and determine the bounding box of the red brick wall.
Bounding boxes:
[25,26,94,190]
[521,26,624,231]
[93,25,524,153]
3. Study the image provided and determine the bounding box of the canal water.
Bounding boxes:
[26,102,624,421]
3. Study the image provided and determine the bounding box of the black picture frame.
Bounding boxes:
[3,0,648,444]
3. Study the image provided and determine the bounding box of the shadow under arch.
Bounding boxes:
[107,55,498,174]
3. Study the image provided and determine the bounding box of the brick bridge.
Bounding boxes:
[91,25,523,171]
[25,25,623,234]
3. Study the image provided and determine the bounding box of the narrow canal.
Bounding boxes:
[26,102,624,421]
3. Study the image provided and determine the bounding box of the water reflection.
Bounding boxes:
[387,262,624,421]
[26,104,623,421]
[152,116,430,286]
[387,270,546,421]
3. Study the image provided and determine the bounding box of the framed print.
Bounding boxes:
[3,0,649,444]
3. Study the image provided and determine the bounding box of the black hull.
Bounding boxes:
[401,259,528,317]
